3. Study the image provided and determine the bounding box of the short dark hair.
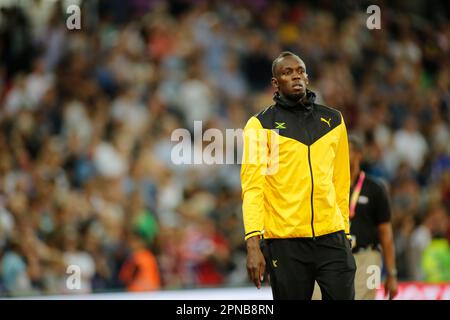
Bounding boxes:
[272,51,299,77]
[348,134,364,152]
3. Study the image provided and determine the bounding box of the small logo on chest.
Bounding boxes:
[320,117,331,127]
[275,122,286,129]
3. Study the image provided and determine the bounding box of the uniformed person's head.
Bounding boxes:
[348,134,364,178]
[271,51,309,101]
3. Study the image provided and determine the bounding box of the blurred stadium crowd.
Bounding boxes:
[0,0,449,296]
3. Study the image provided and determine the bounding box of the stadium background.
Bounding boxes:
[0,0,449,299]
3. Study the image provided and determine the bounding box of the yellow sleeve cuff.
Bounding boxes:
[244,231,262,241]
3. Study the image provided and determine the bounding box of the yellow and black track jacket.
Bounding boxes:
[241,90,350,240]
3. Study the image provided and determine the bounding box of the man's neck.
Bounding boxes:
[280,91,306,104]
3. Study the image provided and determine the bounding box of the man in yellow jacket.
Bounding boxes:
[241,51,356,299]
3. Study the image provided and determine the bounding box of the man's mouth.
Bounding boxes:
[293,83,303,89]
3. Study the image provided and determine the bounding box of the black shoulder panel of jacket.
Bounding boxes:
[255,103,342,146]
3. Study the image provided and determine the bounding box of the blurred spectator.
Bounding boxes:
[1,238,34,296]
[421,205,450,282]
[407,204,445,280]
[118,231,161,292]
[393,116,428,172]
[61,228,96,294]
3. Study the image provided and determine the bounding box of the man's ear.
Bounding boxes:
[271,77,279,89]
[305,73,309,85]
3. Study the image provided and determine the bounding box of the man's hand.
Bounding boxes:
[246,236,266,289]
[384,275,398,300]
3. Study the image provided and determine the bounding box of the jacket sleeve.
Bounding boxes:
[241,116,267,240]
[333,113,351,236]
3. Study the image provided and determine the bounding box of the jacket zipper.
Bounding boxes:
[307,144,316,239]
[302,113,316,239]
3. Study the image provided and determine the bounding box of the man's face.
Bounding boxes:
[272,56,308,101]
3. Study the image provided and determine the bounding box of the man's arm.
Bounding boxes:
[378,222,398,299]
[241,116,267,288]
[375,179,398,299]
[333,114,351,237]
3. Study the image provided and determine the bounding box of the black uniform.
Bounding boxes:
[350,175,391,252]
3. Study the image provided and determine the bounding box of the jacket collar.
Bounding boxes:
[273,89,316,112]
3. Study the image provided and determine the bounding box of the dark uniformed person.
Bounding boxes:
[347,135,398,299]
